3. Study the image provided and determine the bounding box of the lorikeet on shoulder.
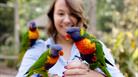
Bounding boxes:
[25,44,64,77]
[17,22,39,68]
[28,22,39,47]
[66,27,113,77]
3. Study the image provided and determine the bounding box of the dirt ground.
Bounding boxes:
[0,63,17,77]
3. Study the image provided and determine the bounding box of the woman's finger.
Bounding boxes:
[63,74,87,77]
[64,68,89,76]
[48,73,59,77]
[63,70,105,77]
[53,74,59,77]
[65,60,89,69]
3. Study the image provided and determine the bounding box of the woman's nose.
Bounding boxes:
[63,15,71,25]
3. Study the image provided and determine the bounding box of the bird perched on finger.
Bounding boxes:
[25,44,64,77]
[65,27,113,77]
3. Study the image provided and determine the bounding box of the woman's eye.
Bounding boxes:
[70,13,76,17]
[58,12,64,16]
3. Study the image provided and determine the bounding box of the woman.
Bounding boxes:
[16,0,124,77]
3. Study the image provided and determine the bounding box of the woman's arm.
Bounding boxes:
[16,40,46,77]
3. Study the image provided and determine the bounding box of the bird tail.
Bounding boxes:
[100,66,112,77]
[24,71,33,77]
[40,72,48,77]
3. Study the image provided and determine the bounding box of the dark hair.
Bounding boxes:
[47,0,88,41]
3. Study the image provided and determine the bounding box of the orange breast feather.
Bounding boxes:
[29,30,39,40]
[46,56,59,65]
[75,38,96,54]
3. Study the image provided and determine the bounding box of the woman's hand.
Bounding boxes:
[63,60,105,77]
[48,73,59,77]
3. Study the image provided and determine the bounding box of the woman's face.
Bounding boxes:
[54,0,78,38]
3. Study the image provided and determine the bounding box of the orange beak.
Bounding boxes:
[65,34,71,40]
[59,51,64,56]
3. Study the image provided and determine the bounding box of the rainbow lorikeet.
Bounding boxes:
[25,44,64,77]
[28,22,39,46]
[17,22,39,67]
[66,27,113,77]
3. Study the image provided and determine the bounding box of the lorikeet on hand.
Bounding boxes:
[25,44,64,77]
[66,27,113,77]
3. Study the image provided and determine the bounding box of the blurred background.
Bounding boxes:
[0,0,137,77]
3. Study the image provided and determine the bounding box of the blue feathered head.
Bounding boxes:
[29,22,36,31]
[66,27,83,42]
[50,44,63,57]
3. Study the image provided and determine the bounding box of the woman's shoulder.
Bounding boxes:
[31,39,46,48]
[23,39,46,59]
[27,38,54,51]
[26,38,54,52]
[23,38,54,59]
[44,37,55,46]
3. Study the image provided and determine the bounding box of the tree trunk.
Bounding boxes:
[14,0,20,53]
[86,0,96,34]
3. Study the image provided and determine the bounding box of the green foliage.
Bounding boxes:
[96,0,125,32]
[0,0,9,3]
[18,0,52,28]
[102,29,138,77]
[0,37,16,68]
[0,7,14,45]
[97,0,138,77]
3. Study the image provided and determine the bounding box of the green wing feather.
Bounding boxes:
[29,49,50,70]
[26,49,50,77]
[26,68,48,77]
[89,62,99,70]
[17,32,29,67]
[95,42,106,66]
[100,65,112,77]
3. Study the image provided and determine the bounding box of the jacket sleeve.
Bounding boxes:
[16,40,46,77]
[100,41,124,77]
